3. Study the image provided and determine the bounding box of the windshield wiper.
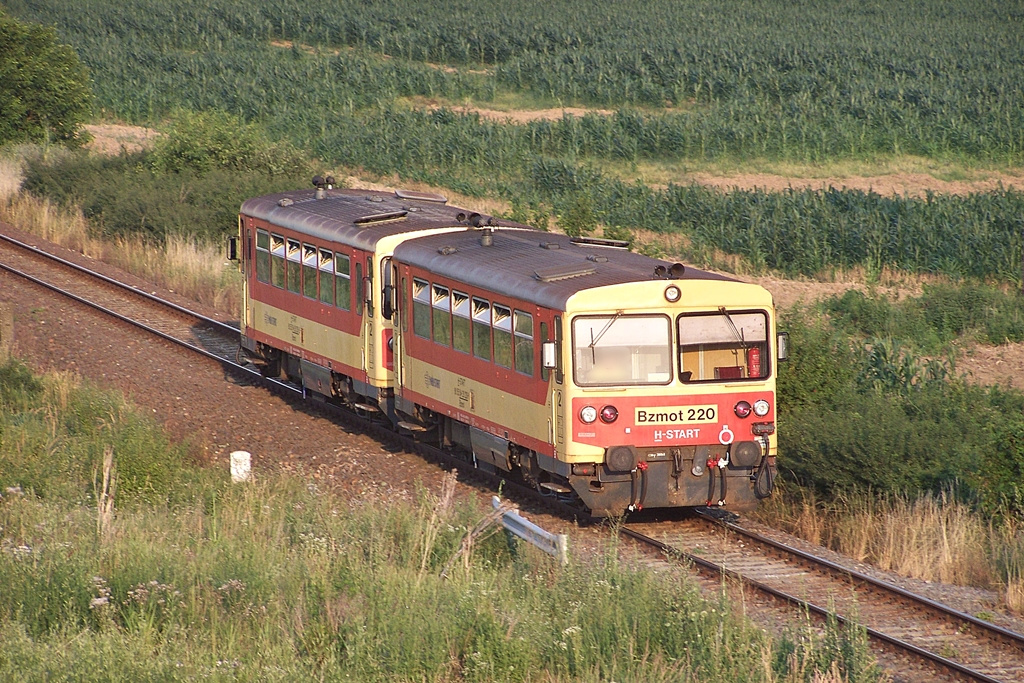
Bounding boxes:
[589,310,624,362]
[718,306,745,344]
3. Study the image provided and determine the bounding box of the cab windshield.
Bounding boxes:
[572,315,672,386]
[678,310,768,382]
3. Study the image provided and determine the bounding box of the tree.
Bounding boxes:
[0,12,92,147]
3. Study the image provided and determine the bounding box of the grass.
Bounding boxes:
[0,358,883,681]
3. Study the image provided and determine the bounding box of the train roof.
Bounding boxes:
[393,228,738,310]
[240,188,526,252]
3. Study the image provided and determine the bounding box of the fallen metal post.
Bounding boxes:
[492,496,568,565]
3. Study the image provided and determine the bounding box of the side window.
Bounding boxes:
[256,229,270,283]
[302,243,318,299]
[432,284,451,346]
[318,249,334,306]
[493,304,513,369]
[514,311,534,376]
[270,233,285,288]
[355,262,363,315]
[452,291,471,354]
[472,298,491,361]
[335,253,351,310]
[286,239,301,294]
[540,321,549,381]
[412,278,431,339]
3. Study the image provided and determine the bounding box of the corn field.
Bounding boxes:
[6,0,1024,280]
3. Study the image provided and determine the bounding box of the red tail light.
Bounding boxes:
[600,405,619,423]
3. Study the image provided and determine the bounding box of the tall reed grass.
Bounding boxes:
[754,489,1024,613]
[0,191,241,316]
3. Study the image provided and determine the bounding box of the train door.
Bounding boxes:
[552,314,564,455]
[392,267,406,392]
[358,255,374,384]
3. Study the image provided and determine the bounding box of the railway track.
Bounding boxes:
[623,511,1024,682]
[0,232,251,371]
[5,228,1024,681]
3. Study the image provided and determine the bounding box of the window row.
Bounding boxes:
[255,229,351,311]
[411,277,536,377]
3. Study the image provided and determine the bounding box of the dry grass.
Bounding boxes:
[754,489,1024,612]
[0,192,241,316]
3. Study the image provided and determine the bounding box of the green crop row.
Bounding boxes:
[6,0,1024,164]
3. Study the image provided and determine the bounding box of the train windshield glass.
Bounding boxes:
[677,311,768,382]
[572,315,672,386]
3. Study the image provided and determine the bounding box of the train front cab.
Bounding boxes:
[553,281,784,516]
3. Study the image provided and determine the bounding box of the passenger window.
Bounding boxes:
[472,298,491,361]
[335,253,351,310]
[286,239,301,294]
[432,284,451,346]
[270,233,285,288]
[318,249,334,305]
[302,243,318,299]
[256,229,270,283]
[412,278,431,339]
[452,291,471,354]
[494,304,512,368]
[514,311,534,376]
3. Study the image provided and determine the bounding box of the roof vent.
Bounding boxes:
[395,189,448,203]
[540,242,561,250]
[277,198,294,207]
[354,210,408,225]
[587,255,608,263]
[570,236,630,249]
[534,264,596,282]
[438,246,459,255]
[480,228,493,247]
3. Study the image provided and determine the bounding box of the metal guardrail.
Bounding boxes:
[492,496,568,564]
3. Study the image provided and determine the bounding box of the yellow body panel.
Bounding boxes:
[249,300,362,371]
[402,353,549,444]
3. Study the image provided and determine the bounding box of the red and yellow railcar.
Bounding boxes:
[389,227,784,515]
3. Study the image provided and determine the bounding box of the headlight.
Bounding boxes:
[665,285,681,303]
[580,406,598,424]
[753,399,770,417]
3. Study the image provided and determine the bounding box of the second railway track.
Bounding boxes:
[623,511,1024,682]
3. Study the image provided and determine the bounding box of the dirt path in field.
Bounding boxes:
[80,122,1024,389]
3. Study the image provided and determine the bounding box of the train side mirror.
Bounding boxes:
[226,236,238,261]
[777,332,789,361]
[542,341,557,369]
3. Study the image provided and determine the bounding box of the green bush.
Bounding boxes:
[151,109,307,176]
[21,150,311,240]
